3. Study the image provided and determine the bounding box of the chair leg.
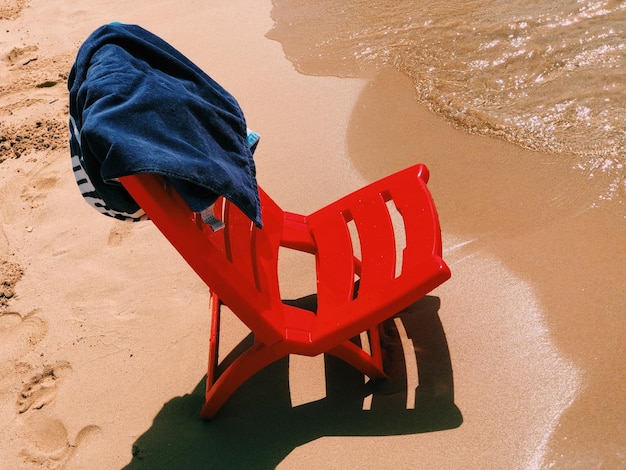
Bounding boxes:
[327,326,388,380]
[368,323,384,371]
[206,291,221,392]
[200,336,285,420]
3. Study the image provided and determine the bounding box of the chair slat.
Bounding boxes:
[309,211,356,311]
[349,194,396,289]
[386,180,437,271]
[223,200,257,290]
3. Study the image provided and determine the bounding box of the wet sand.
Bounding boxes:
[0,0,624,468]
[343,66,625,467]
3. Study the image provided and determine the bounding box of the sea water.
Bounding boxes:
[268,0,625,197]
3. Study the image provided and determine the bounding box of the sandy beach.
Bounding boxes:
[1,0,624,468]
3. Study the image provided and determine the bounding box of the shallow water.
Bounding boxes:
[268,0,626,200]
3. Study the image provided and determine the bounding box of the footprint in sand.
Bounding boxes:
[16,361,72,413]
[107,219,134,247]
[0,311,47,365]
[19,413,101,469]
[20,171,61,209]
[4,44,39,67]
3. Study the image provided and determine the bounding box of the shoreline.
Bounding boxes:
[344,65,625,467]
[1,0,624,468]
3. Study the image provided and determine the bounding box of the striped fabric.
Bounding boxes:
[70,112,260,222]
[70,115,147,221]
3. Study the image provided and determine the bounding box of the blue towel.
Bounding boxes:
[68,23,262,226]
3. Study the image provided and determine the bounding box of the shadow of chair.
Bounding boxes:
[124,295,461,469]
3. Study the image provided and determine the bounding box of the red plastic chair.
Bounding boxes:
[119,163,450,419]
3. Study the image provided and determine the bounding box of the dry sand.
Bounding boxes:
[1,0,624,468]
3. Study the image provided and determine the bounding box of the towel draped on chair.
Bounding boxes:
[68,23,262,226]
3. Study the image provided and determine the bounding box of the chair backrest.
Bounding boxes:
[299,164,450,353]
[120,174,288,347]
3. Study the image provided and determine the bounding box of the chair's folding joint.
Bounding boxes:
[199,203,225,232]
